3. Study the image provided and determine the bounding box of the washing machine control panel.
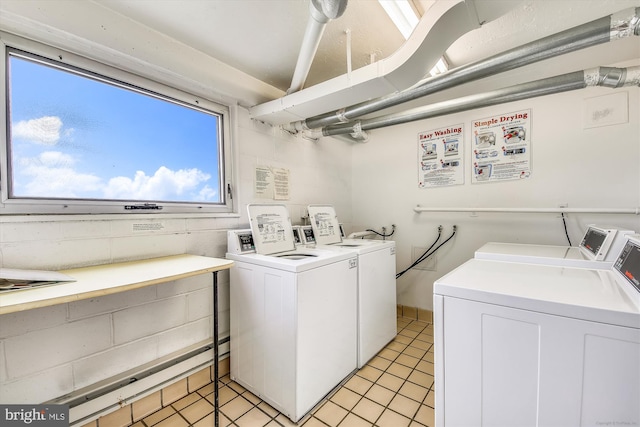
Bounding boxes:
[227,230,256,254]
[614,235,640,293]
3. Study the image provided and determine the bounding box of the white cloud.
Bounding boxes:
[17,152,102,197]
[12,116,65,145]
[196,185,218,201]
[104,166,211,200]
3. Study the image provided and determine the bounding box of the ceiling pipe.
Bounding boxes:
[287,0,348,94]
[320,66,640,136]
[291,6,640,132]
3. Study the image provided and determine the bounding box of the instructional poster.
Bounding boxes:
[255,166,290,200]
[418,124,464,188]
[471,109,532,183]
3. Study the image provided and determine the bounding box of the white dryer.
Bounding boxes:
[434,234,640,427]
[305,205,397,368]
[475,224,634,269]
[226,205,358,422]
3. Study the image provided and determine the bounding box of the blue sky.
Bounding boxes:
[9,55,221,203]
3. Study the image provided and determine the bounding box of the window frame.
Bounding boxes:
[1,33,236,216]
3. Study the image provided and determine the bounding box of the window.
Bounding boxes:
[1,40,235,215]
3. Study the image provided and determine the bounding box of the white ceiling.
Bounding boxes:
[94,0,640,97]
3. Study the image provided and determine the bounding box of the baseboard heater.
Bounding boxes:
[49,337,230,426]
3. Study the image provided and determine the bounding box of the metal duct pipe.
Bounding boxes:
[288,0,348,94]
[295,7,640,130]
[321,66,639,136]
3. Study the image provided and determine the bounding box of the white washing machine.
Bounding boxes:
[305,205,397,368]
[475,224,634,269]
[434,234,640,427]
[226,205,358,423]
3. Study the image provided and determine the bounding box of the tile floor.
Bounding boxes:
[133,317,435,427]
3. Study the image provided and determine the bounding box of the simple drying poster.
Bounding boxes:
[418,124,465,188]
[471,109,532,184]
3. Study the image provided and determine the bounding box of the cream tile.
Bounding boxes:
[80,421,97,427]
[403,346,426,360]
[398,382,429,403]
[131,422,144,427]
[275,414,298,427]
[180,397,214,424]
[394,335,413,345]
[397,317,410,328]
[407,370,434,389]
[330,387,362,411]
[265,421,283,427]
[408,339,432,351]
[228,381,247,394]
[388,394,420,418]
[196,382,215,397]
[235,407,272,427]
[142,406,175,426]
[414,404,435,426]
[398,329,419,339]
[423,352,434,363]
[191,412,223,427]
[132,391,162,422]
[304,417,330,427]
[397,305,403,318]
[218,357,231,377]
[154,413,189,427]
[338,413,373,427]
[364,384,394,407]
[242,390,261,405]
[357,365,383,383]
[387,362,412,379]
[417,309,432,323]
[378,348,400,361]
[352,398,384,424]
[314,401,348,427]
[171,392,200,411]
[415,360,435,375]
[386,341,407,353]
[416,333,434,343]
[402,306,417,319]
[367,356,392,371]
[425,391,435,408]
[376,409,411,427]
[220,395,253,420]
[212,384,239,406]
[188,367,212,392]
[376,372,405,392]
[406,321,428,333]
[98,406,132,427]
[258,401,280,418]
[344,375,374,395]
[396,354,420,369]
[410,421,427,427]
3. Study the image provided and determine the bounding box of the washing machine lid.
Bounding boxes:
[247,204,296,255]
[434,259,640,328]
[316,239,396,255]
[475,242,612,269]
[308,205,343,245]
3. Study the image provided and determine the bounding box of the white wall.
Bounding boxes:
[351,62,640,310]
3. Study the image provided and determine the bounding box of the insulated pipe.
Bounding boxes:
[297,7,640,130]
[413,206,640,215]
[321,66,640,136]
[288,0,348,94]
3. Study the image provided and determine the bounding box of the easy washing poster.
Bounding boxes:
[417,109,532,188]
[418,124,465,188]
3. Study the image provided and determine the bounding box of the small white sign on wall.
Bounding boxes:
[583,91,628,129]
[255,165,290,200]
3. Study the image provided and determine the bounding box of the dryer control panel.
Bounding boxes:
[614,235,640,293]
